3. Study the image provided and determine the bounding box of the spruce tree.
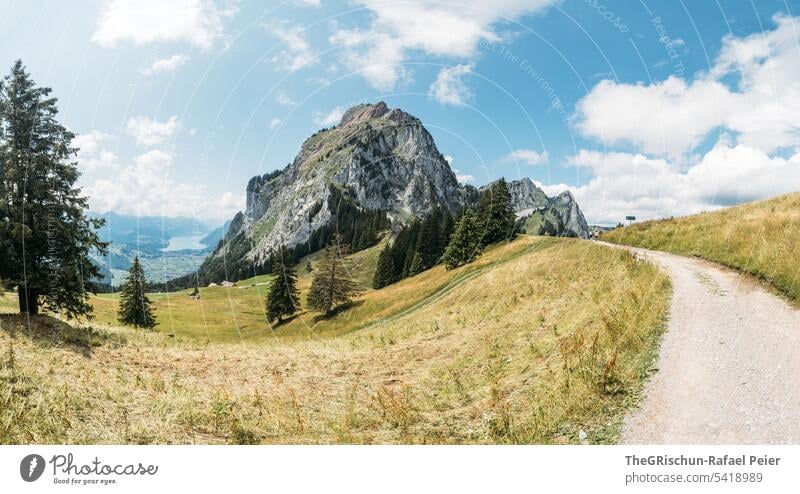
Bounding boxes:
[415,208,443,269]
[118,257,156,329]
[408,252,424,276]
[372,244,396,289]
[0,60,108,317]
[441,208,483,269]
[265,246,300,324]
[477,178,516,246]
[307,235,362,314]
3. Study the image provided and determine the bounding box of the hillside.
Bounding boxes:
[1,236,670,444]
[602,192,800,303]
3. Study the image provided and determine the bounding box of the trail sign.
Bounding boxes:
[625,216,636,221]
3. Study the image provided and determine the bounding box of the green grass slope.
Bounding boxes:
[602,192,800,303]
[1,236,670,444]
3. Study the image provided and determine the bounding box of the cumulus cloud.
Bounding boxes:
[126,116,180,147]
[429,64,474,106]
[139,54,189,76]
[329,0,553,89]
[564,14,800,223]
[92,0,235,50]
[74,130,114,156]
[313,106,344,127]
[266,22,314,72]
[84,150,242,218]
[574,77,734,157]
[574,14,800,157]
[74,131,119,173]
[553,144,800,224]
[503,149,548,166]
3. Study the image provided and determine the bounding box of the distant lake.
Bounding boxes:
[162,234,208,252]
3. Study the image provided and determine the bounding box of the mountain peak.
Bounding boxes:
[338,101,389,127]
[556,190,575,200]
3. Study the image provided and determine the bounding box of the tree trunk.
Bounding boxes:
[18,286,39,315]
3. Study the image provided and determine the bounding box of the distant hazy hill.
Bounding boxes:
[199,220,232,249]
[88,211,226,286]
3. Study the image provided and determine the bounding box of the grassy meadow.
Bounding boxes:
[602,192,800,303]
[1,236,670,444]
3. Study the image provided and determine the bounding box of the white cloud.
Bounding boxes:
[313,106,344,127]
[214,191,246,216]
[329,0,553,89]
[74,131,119,173]
[429,64,474,106]
[269,118,282,130]
[686,143,800,205]
[139,54,189,76]
[453,169,474,184]
[296,0,321,6]
[564,14,800,224]
[444,155,454,164]
[92,0,235,50]
[266,22,314,72]
[276,92,296,106]
[82,150,120,173]
[74,130,114,156]
[126,116,180,147]
[550,144,800,224]
[574,77,734,157]
[574,14,800,156]
[329,29,409,90]
[84,150,241,218]
[503,149,548,166]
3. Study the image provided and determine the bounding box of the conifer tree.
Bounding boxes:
[441,208,483,269]
[0,60,108,317]
[118,257,156,329]
[477,178,516,246]
[415,207,444,269]
[307,235,362,314]
[408,252,424,276]
[372,244,396,289]
[265,246,300,324]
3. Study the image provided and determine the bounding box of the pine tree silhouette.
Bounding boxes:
[118,257,157,329]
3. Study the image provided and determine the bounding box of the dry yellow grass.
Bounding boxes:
[1,237,670,444]
[602,192,800,303]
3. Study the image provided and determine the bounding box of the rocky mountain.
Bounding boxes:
[189,102,589,284]
[480,178,589,238]
[207,102,463,275]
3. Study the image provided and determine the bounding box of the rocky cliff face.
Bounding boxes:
[220,102,463,265]
[487,177,590,238]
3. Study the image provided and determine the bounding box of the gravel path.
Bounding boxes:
[596,241,800,444]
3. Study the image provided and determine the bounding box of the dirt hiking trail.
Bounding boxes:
[597,241,800,444]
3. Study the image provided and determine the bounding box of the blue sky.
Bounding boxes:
[2,0,799,225]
